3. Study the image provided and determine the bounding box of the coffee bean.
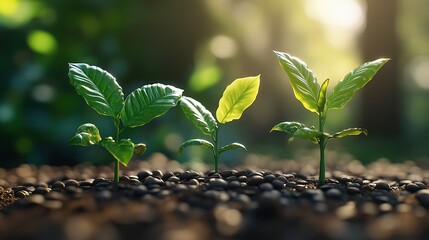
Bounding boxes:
[137,170,153,180]
[208,178,228,189]
[416,189,429,208]
[347,187,361,194]
[405,183,420,193]
[144,176,164,186]
[51,181,65,190]
[15,190,30,198]
[263,174,276,183]
[33,187,50,195]
[64,179,80,188]
[375,182,390,191]
[325,188,342,199]
[259,183,274,191]
[272,180,285,189]
[247,176,264,186]
[152,170,163,178]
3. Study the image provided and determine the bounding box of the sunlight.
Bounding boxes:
[0,0,18,15]
[305,0,365,48]
[409,56,429,89]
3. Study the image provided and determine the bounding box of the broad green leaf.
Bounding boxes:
[121,84,183,128]
[274,51,320,113]
[317,79,329,114]
[69,123,102,146]
[178,139,214,156]
[101,137,134,166]
[180,96,217,137]
[327,58,389,110]
[270,122,306,134]
[331,128,368,139]
[216,75,260,123]
[271,121,320,143]
[133,143,147,155]
[69,63,124,117]
[219,143,247,155]
[293,127,321,144]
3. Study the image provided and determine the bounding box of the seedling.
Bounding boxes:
[179,76,260,173]
[271,51,389,184]
[68,63,183,183]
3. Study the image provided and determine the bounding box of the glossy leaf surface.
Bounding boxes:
[218,143,247,155]
[101,137,134,166]
[271,121,320,143]
[69,123,102,146]
[327,58,389,110]
[69,63,124,117]
[180,96,217,137]
[317,79,329,114]
[331,128,368,139]
[121,84,183,127]
[274,51,320,113]
[216,75,260,124]
[178,139,214,156]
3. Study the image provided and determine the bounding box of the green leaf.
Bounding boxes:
[271,121,320,143]
[101,137,134,166]
[216,75,260,124]
[274,51,320,113]
[180,96,217,137]
[317,79,329,114]
[331,128,368,139]
[69,123,102,146]
[219,143,247,155]
[133,143,147,155]
[121,84,183,128]
[178,139,214,156]
[270,122,306,134]
[68,63,124,117]
[327,58,389,110]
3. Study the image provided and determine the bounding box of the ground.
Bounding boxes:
[1,152,429,240]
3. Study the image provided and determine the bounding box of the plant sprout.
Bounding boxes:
[271,51,389,184]
[179,76,260,173]
[68,63,183,183]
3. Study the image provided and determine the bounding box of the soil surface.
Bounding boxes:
[1,152,429,240]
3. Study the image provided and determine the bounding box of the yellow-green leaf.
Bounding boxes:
[216,75,260,124]
[317,79,329,114]
[274,51,320,113]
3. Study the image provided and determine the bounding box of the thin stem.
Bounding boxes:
[213,126,220,173]
[113,117,121,183]
[318,114,327,184]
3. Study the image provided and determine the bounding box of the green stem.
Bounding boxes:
[318,114,327,184]
[113,118,121,183]
[213,126,220,173]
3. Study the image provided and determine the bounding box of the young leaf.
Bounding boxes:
[216,75,260,124]
[69,123,102,146]
[271,122,320,143]
[270,122,306,134]
[331,128,368,139]
[121,84,183,128]
[218,143,247,155]
[178,139,214,156]
[274,51,320,113]
[327,58,389,110]
[317,79,329,114]
[68,63,124,117]
[180,96,217,137]
[101,137,134,166]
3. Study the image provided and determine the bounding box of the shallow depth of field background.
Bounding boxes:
[1,0,428,168]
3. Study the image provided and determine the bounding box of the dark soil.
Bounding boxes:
[1,153,429,240]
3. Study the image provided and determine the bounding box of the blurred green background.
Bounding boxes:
[1,0,429,168]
